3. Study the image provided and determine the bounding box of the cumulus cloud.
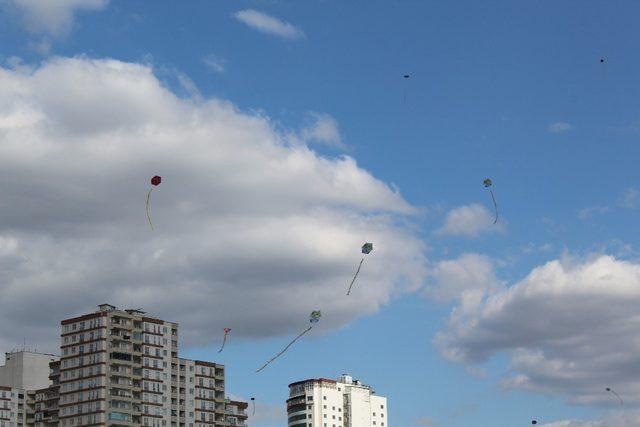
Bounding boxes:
[5,0,108,36]
[299,112,344,148]
[426,253,502,303]
[435,255,640,404]
[234,9,304,39]
[540,410,640,426]
[436,203,504,237]
[0,56,427,353]
[548,122,572,133]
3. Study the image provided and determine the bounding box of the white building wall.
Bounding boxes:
[0,352,56,390]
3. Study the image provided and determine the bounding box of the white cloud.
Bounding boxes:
[618,187,638,209]
[435,254,640,404]
[548,122,572,133]
[436,203,503,237]
[234,9,304,39]
[6,0,108,36]
[540,411,640,426]
[300,112,344,149]
[0,56,427,352]
[202,54,226,74]
[426,253,502,303]
[578,206,610,220]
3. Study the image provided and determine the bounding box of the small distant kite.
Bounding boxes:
[146,175,162,230]
[483,178,499,224]
[250,397,255,415]
[218,327,231,353]
[346,243,373,296]
[531,421,537,425]
[606,387,623,405]
[256,310,321,372]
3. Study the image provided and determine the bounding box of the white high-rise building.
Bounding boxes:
[287,374,387,427]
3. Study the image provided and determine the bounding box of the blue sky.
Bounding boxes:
[2,1,640,426]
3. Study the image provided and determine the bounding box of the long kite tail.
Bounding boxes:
[146,188,154,230]
[252,401,256,416]
[256,326,313,373]
[218,332,228,353]
[611,390,624,405]
[489,189,499,224]
[346,257,365,296]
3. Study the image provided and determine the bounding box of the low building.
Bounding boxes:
[287,374,387,427]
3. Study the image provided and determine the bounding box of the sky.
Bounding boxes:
[1,0,640,426]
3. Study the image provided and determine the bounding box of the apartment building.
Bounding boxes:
[287,375,387,427]
[2,304,246,427]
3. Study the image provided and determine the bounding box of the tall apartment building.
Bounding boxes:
[287,375,387,427]
[1,304,246,427]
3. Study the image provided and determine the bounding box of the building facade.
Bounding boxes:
[287,375,387,427]
[1,304,246,427]
[0,385,28,427]
[223,400,247,427]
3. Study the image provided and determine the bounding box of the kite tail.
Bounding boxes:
[256,326,313,373]
[218,332,228,353]
[489,189,499,224]
[611,390,624,405]
[146,188,154,231]
[346,257,365,296]
[252,401,256,416]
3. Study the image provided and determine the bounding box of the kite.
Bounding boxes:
[346,243,373,296]
[146,175,162,230]
[218,327,231,353]
[531,421,537,425]
[250,397,255,415]
[483,178,499,224]
[606,387,623,405]
[256,310,321,372]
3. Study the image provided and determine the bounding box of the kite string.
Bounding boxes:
[346,257,365,296]
[256,326,313,373]
[146,188,154,230]
[218,331,228,353]
[489,189,499,224]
